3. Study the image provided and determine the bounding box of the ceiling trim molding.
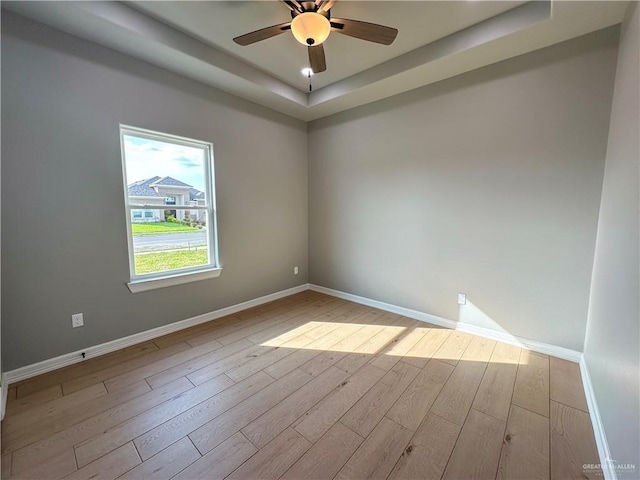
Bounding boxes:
[2,1,628,122]
[310,1,550,107]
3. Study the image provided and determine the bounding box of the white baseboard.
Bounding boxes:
[580,357,617,480]
[4,284,310,385]
[309,284,582,362]
[1,375,8,421]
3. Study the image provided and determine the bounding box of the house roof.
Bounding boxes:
[189,188,205,201]
[128,176,204,200]
[128,176,164,197]
[150,176,192,188]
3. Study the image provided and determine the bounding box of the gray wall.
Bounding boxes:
[584,4,639,476]
[1,12,308,370]
[308,28,619,351]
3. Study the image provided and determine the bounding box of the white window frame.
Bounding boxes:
[120,125,221,293]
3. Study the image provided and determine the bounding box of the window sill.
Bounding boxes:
[127,267,222,293]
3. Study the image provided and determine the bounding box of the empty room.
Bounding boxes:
[1,1,638,479]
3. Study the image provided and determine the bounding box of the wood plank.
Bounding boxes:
[2,382,109,453]
[472,342,521,421]
[188,368,312,455]
[442,408,506,480]
[13,342,158,398]
[243,316,311,346]
[4,382,106,434]
[187,320,326,386]
[402,327,452,369]
[268,306,380,376]
[346,314,404,357]
[460,335,496,363]
[172,432,257,480]
[388,413,460,480]
[9,377,192,476]
[103,338,225,391]
[241,366,350,448]
[5,384,63,416]
[369,318,430,371]
[277,296,345,320]
[550,401,600,480]
[152,315,241,349]
[3,379,150,456]
[187,313,286,348]
[386,359,454,430]
[226,323,317,382]
[296,320,375,377]
[335,417,413,480]
[192,302,326,347]
[74,374,234,467]
[7,387,17,401]
[64,442,140,480]
[341,361,420,437]
[293,364,386,443]
[61,342,190,394]
[432,331,474,366]
[2,453,12,479]
[236,298,345,348]
[214,298,347,347]
[224,335,313,382]
[262,320,350,379]
[497,404,550,480]
[144,338,253,389]
[512,350,550,417]
[430,360,488,426]
[550,356,588,412]
[282,422,363,480]
[333,314,405,374]
[118,437,200,480]
[9,446,77,480]
[134,371,273,460]
[227,428,311,480]
[299,349,349,377]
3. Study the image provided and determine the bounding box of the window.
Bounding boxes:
[120,125,221,292]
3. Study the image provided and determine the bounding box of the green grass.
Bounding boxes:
[134,249,208,274]
[132,222,200,235]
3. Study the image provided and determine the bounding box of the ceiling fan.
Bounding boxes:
[233,0,398,74]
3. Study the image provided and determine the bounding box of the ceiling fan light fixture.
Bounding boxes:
[291,12,331,46]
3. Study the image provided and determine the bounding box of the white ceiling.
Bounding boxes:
[3,1,630,121]
[129,1,526,92]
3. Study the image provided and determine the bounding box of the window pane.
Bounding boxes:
[123,134,208,207]
[131,209,208,275]
[121,126,216,280]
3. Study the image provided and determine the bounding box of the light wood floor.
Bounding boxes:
[1,291,601,480]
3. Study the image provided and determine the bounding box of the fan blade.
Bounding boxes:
[281,0,303,13]
[317,0,337,12]
[308,44,327,73]
[233,22,291,46]
[331,18,398,45]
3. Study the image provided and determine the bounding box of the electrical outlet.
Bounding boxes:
[457,293,467,305]
[294,266,299,275]
[72,313,84,328]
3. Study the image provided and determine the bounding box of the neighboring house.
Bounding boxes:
[128,176,206,223]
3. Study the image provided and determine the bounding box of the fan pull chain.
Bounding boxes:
[308,69,313,92]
